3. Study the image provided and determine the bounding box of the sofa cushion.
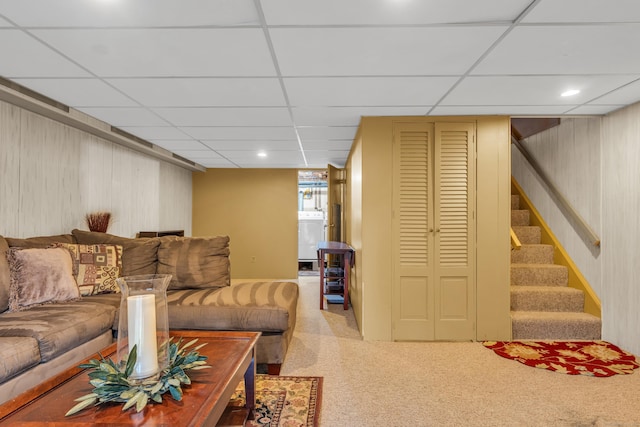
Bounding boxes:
[7,247,81,312]
[55,243,123,296]
[72,229,160,276]
[167,281,298,332]
[0,337,40,383]
[0,301,116,362]
[5,234,76,248]
[0,237,10,312]
[157,236,230,290]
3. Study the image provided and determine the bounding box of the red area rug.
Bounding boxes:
[483,341,640,377]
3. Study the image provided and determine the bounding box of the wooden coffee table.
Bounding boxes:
[0,330,260,426]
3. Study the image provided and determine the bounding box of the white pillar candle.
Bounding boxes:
[127,294,158,378]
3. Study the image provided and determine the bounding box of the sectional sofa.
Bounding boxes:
[0,229,298,405]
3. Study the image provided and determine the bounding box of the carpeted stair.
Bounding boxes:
[510,194,601,340]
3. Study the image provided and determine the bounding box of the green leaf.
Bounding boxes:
[151,393,163,403]
[135,392,149,412]
[122,391,145,411]
[65,396,97,416]
[169,385,183,401]
[125,345,137,378]
[120,389,137,400]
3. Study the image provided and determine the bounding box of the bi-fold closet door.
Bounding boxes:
[392,122,476,341]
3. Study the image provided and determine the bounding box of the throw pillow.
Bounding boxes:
[156,236,231,290]
[71,229,160,276]
[55,243,123,296]
[0,236,10,312]
[7,247,80,312]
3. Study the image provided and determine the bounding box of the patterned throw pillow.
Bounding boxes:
[56,244,123,296]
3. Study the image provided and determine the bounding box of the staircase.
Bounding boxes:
[510,194,601,339]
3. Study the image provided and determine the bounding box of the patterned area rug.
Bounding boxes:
[228,375,322,426]
[483,340,640,377]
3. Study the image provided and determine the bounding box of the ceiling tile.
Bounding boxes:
[564,105,626,115]
[0,16,12,26]
[305,150,351,168]
[271,27,506,76]
[441,75,639,106]
[430,105,573,116]
[171,149,223,159]
[0,0,259,27]
[523,0,640,23]
[0,30,90,77]
[201,140,300,151]
[297,126,358,140]
[77,107,169,127]
[474,25,640,75]
[180,126,297,140]
[151,140,209,151]
[218,150,304,165]
[587,78,640,105]
[301,140,353,151]
[262,0,531,25]
[13,78,138,107]
[31,28,276,77]
[292,106,430,126]
[152,107,292,127]
[118,126,192,140]
[285,77,458,106]
[106,78,287,107]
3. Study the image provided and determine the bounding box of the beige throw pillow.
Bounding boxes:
[7,247,80,312]
[156,236,230,290]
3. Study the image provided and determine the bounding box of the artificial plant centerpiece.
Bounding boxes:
[66,338,210,416]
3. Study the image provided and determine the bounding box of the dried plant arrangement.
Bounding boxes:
[85,212,112,233]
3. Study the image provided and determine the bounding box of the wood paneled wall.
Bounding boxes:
[0,100,192,239]
[601,102,640,356]
[511,118,602,295]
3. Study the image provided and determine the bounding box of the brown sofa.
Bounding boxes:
[0,230,298,405]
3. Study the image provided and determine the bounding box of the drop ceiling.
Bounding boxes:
[1,0,639,169]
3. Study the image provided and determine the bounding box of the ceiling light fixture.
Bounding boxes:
[257,151,267,158]
[561,89,580,97]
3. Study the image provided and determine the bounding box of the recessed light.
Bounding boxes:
[561,89,580,97]
[257,151,267,158]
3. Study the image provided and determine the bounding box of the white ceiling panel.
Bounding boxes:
[151,140,209,151]
[201,140,300,151]
[301,140,353,151]
[474,25,640,75]
[430,105,576,116]
[271,27,506,76]
[179,126,297,140]
[262,0,531,25]
[442,75,639,106]
[0,0,259,27]
[171,150,224,160]
[587,79,640,106]
[0,30,90,77]
[152,107,292,127]
[77,107,169,127]
[523,0,640,23]
[118,126,192,140]
[305,151,351,168]
[285,77,458,106]
[106,78,287,107]
[297,126,358,140]
[31,28,276,77]
[292,106,430,126]
[0,16,12,26]
[13,78,138,107]
[565,105,628,115]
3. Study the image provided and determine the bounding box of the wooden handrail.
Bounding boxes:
[511,136,601,247]
[510,227,522,250]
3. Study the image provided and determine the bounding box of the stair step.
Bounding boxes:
[511,244,554,264]
[511,311,601,340]
[511,194,520,210]
[511,264,568,286]
[512,226,541,244]
[511,210,530,226]
[511,286,584,312]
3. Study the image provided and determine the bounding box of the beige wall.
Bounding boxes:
[192,168,298,279]
[0,100,192,238]
[346,129,364,335]
[346,116,511,341]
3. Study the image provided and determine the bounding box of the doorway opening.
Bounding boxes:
[297,170,328,274]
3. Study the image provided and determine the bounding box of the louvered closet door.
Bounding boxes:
[434,122,475,340]
[392,122,475,341]
[392,122,435,340]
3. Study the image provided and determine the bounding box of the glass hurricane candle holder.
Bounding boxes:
[115,274,171,382]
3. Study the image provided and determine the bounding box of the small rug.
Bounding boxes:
[228,375,322,426]
[483,340,640,377]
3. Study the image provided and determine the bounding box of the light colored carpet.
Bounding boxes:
[281,277,640,426]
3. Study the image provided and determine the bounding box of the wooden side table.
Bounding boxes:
[317,241,355,310]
